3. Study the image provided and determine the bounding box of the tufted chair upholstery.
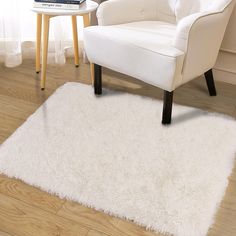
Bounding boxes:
[84,0,235,124]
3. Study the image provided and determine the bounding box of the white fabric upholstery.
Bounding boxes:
[175,1,235,82]
[176,0,233,21]
[84,21,184,90]
[96,0,177,25]
[84,0,235,91]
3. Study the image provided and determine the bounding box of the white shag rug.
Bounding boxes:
[0,83,235,236]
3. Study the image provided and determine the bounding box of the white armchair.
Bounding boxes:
[84,0,235,124]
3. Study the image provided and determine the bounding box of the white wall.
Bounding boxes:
[214,6,236,85]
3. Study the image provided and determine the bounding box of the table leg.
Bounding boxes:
[72,16,80,67]
[83,13,94,85]
[41,14,50,90]
[36,14,42,73]
[83,13,90,28]
[90,63,94,84]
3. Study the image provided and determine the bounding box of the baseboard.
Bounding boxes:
[214,50,236,85]
[213,69,236,85]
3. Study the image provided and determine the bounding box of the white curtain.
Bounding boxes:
[0,0,84,67]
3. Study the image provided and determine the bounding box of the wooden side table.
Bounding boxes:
[32,0,98,90]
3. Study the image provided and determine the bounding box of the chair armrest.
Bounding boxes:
[173,12,211,52]
[97,0,157,26]
[173,0,234,82]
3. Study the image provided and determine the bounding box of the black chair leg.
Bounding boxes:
[204,69,217,96]
[94,64,102,95]
[162,91,174,125]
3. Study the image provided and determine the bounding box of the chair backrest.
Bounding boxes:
[155,0,177,23]
[155,0,233,23]
[175,0,233,21]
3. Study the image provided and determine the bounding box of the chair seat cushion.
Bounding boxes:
[84,21,185,91]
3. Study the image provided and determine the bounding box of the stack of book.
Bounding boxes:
[33,0,86,10]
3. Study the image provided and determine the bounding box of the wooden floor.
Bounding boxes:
[0,59,236,236]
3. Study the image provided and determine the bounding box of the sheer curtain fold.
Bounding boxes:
[0,0,85,68]
[0,0,22,67]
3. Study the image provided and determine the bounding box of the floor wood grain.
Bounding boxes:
[233,107,236,118]
[57,201,158,236]
[0,175,65,214]
[0,230,13,236]
[87,230,109,236]
[0,59,236,236]
[0,193,89,236]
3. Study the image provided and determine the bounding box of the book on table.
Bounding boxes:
[33,0,86,10]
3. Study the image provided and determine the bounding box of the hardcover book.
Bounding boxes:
[33,0,86,10]
[35,0,85,4]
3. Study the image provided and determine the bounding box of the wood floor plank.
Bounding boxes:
[0,193,89,236]
[4,59,90,84]
[208,206,236,236]
[0,69,47,91]
[0,231,13,236]
[229,164,236,182]
[58,201,160,236]
[0,78,52,105]
[0,175,65,214]
[233,107,236,118]
[221,179,236,212]
[87,230,109,236]
[174,80,236,116]
[0,136,7,145]
[0,94,36,121]
[0,113,24,142]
